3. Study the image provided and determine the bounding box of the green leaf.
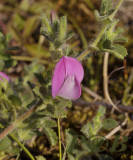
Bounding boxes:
[102,39,112,49]
[98,18,128,60]
[81,106,106,138]
[114,36,128,43]
[43,127,57,146]
[103,118,118,130]
[36,118,57,128]
[100,0,114,16]
[25,43,50,59]
[105,44,128,59]
[54,97,72,108]
[20,0,29,11]
[23,16,39,40]
[93,106,106,122]
[43,104,66,118]
[33,86,47,100]
[36,156,46,160]
[81,122,93,138]
[0,60,4,70]
[12,13,25,31]
[54,106,66,118]
[0,53,10,60]
[6,33,12,43]
[94,10,111,22]
[17,128,35,141]
[29,1,55,14]
[8,95,22,106]
[87,136,106,153]
[67,155,75,160]
[66,129,78,154]
[0,94,13,111]
[4,59,17,68]
[0,137,12,152]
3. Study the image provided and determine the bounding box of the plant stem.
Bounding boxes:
[77,0,124,61]
[103,52,121,112]
[109,0,123,20]
[0,124,35,160]
[0,100,41,141]
[77,24,107,61]
[57,118,62,160]
[10,134,35,160]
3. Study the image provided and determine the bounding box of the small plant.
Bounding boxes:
[0,0,129,160]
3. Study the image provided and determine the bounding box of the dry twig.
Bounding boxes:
[103,52,122,112]
[82,84,103,101]
[105,118,128,139]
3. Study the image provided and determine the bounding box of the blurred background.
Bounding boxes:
[0,0,133,159]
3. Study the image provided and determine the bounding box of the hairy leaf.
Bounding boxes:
[103,118,118,130]
[66,129,78,154]
[43,127,57,146]
[0,137,12,152]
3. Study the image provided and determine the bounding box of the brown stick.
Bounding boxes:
[73,99,133,113]
[103,52,122,112]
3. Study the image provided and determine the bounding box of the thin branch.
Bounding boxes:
[73,99,133,113]
[108,66,125,79]
[105,118,128,139]
[81,84,103,101]
[103,52,122,112]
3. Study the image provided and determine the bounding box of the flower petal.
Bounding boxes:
[52,58,66,98]
[62,56,84,83]
[57,75,81,100]
[0,72,10,82]
[52,56,84,99]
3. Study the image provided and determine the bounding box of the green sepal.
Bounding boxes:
[41,13,52,33]
[59,16,67,40]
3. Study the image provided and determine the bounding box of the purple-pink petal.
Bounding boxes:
[62,56,84,83]
[52,56,84,99]
[57,75,81,100]
[0,72,10,82]
[52,57,66,98]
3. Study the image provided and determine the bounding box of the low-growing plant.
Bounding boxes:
[0,0,129,160]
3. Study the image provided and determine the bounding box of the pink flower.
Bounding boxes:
[0,71,10,82]
[52,56,84,100]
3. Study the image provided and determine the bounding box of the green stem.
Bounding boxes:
[109,0,123,20]
[9,134,35,160]
[57,118,62,160]
[77,0,124,61]
[0,124,35,160]
[77,24,107,61]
